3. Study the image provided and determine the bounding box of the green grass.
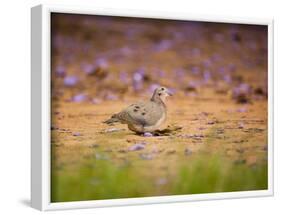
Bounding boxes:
[173,155,267,194]
[51,154,267,202]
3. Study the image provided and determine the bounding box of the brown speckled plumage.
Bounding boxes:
[103,86,172,133]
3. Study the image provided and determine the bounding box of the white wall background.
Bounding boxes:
[0,0,280,214]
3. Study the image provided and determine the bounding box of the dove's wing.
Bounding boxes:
[117,101,165,126]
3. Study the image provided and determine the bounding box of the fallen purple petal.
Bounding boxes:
[237,107,248,113]
[105,93,118,101]
[72,94,87,102]
[128,143,145,151]
[63,76,78,87]
[153,40,172,52]
[55,65,66,77]
[91,98,102,104]
[81,63,95,75]
[95,57,108,68]
[143,132,153,137]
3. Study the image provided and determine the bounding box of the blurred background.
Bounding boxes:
[51,13,268,104]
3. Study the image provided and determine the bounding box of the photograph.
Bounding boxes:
[50,12,269,203]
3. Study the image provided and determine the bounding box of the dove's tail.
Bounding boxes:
[103,114,120,124]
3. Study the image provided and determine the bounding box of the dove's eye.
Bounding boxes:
[161,88,165,91]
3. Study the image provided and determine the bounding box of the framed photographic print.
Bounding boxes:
[31,4,274,211]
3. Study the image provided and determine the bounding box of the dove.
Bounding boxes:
[103,86,172,134]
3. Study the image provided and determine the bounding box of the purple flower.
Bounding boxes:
[63,76,78,87]
[237,107,248,113]
[218,66,226,74]
[214,33,224,43]
[132,68,145,91]
[202,59,212,68]
[128,143,145,151]
[233,83,251,97]
[72,94,86,102]
[55,65,66,77]
[119,71,129,83]
[148,84,160,93]
[223,74,232,83]
[143,132,153,137]
[133,72,143,82]
[158,70,166,77]
[120,46,133,56]
[211,53,222,62]
[105,93,118,101]
[191,66,200,75]
[81,63,95,75]
[95,57,108,68]
[187,80,200,89]
[227,63,236,73]
[91,98,102,104]
[191,48,201,57]
[174,68,185,79]
[153,40,172,52]
[203,70,211,82]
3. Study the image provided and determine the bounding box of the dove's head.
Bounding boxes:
[151,86,172,104]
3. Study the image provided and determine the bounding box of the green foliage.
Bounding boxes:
[173,155,267,194]
[51,154,267,202]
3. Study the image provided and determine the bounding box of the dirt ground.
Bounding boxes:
[50,13,268,202]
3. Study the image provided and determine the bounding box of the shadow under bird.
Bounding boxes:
[103,86,172,134]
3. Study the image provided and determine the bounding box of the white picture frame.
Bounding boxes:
[31,4,274,211]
